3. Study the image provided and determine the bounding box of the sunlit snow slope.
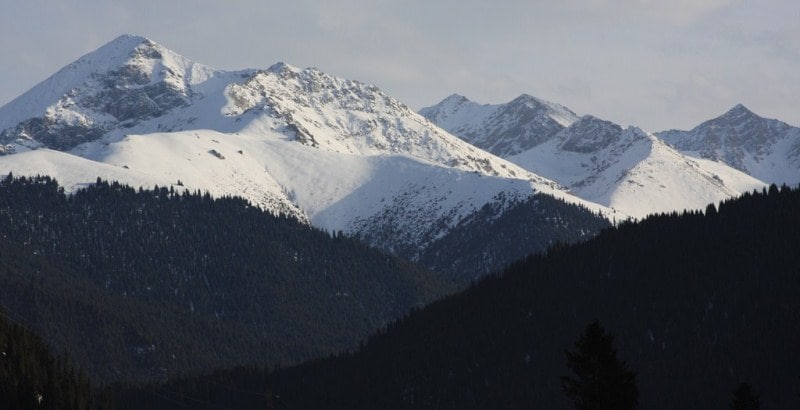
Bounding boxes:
[509,117,764,218]
[423,96,767,219]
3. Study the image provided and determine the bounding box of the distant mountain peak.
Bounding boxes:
[267,61,302,75]
[0,34,219,151]
[420,94,579,157]
[509,93,542,105]
[68,34,168,73]
[110,33,150,43]
[418,94,474,122]
[442,93,470,103]
[657,103,800,184]
[721,103,757,120]
[98,34,153,53]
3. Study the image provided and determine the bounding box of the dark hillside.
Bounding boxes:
[417,192,610,283]
[117,184,800,409]
[0,175,454,383]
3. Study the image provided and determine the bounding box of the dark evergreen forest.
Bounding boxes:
[114,184,800,409]
[0,307,113,409]
[0,174,454,384]
[416,192,611,284]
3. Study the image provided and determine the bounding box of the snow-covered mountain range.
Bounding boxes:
[657,104,800,185]
[418,93,578,157]
[0,35,608,264]
[422,95,773,218]
[2,34,793,267]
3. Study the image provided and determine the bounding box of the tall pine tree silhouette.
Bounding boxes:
[562,320,638,410]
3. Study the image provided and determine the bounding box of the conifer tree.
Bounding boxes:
[562,320,638,410]
[730,382,760,410]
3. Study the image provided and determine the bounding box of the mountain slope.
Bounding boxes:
[423,95,766,218]
[0,128,607,262]
[657,104,800,185]
[509,116,765,218]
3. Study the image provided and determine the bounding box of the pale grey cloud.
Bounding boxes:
[0,0,797,131]
[555,0,739,25]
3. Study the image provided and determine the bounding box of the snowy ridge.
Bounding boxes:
[223,65,541,180]
[0,128,556,252]
[424,96,768,219]
[657,104,800,185]
[419,94,579,157]
[510,118,764,218]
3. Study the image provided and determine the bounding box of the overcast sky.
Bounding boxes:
[0,0,797,131]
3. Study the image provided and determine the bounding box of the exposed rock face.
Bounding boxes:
[559,116,623,153]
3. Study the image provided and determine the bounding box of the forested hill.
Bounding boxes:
[0,175,454,383]
[116,184,800,409]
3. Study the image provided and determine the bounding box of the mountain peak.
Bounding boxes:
[422,94,580,157]
[515,93,536,100]
[418,94,478,125]
[78,34,165,68]
[0,34,221,150]
[106,34,152,48]
[705,103,767,129]
[432,93,474,110]
[509,93,541,105]
[442,93,470,104]
[723,103,756,118]
[267,61,302,75]
[656,101,799,182]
